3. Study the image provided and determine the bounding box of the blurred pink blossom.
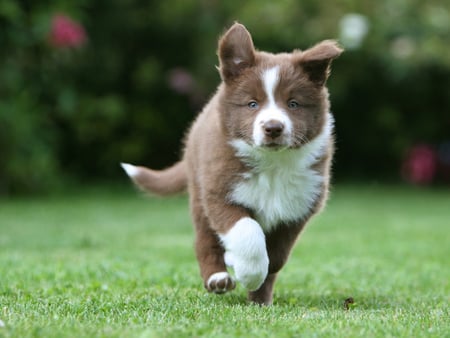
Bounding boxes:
[49,14,87,48]
[402,144,437,185]
[168,68,195,95]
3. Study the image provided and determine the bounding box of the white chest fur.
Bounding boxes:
[229,114,333,232]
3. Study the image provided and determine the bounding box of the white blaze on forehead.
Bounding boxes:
[263,66,280,105]
[253,66,293,146]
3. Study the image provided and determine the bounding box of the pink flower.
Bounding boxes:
[49,14,87,48]
[168,68,195,95]
[402,144,437,185]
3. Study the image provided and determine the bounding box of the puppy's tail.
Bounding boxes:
[120,161,187,196]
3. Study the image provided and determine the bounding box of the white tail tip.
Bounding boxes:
[120,163,139,177]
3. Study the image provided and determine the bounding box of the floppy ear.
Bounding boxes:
[297,40,343,86]
[218,23,256,82]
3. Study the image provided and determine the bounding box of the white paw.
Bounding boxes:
[206,272,236,294]
[220,217,269,291]
[225,250,268,291]
[224,251,235,267]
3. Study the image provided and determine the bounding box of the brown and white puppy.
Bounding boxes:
[121,23,342,305]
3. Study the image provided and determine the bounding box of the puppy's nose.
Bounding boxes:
[263,120,284,138]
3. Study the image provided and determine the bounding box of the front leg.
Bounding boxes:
[193,185,269,293]
[198,159,270,292]
[219,217,269,291]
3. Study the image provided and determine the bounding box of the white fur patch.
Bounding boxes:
[120,163,139,177]
[263,66,279,105]
[230,113,334,232]
[253,66,293,146]
[219,217,269,291]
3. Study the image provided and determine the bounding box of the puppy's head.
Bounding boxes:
[218,23,342,149]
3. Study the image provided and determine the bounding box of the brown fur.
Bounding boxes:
[123,23,342,305]
[128,161,187,196]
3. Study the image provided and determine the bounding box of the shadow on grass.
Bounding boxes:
[208,291,348,309]
[212,289,400,311]
[273,292,403,311]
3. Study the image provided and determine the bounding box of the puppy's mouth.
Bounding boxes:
[260,138,291,150]
[266,143,282,148]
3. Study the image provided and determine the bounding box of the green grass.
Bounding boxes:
[0,184,449,337]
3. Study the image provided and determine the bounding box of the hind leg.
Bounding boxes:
[248,222,306,305]
[248,273,278,305]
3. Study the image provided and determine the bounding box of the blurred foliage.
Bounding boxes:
[0,0,449,194]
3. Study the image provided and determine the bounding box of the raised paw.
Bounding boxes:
[220,218,269,291]
[228,251,268,291]
[205,272,236,294]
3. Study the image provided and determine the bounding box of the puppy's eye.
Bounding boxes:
[248,101,259,109]
[287,100,300,109]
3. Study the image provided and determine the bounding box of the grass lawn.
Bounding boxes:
[0,184,449,337]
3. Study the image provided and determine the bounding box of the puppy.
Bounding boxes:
[122,23,342,305]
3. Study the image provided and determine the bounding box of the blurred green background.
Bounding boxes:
[1,0,449,195]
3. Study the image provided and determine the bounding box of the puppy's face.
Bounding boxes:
[218,24,342,149]
[223,59,329,149]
